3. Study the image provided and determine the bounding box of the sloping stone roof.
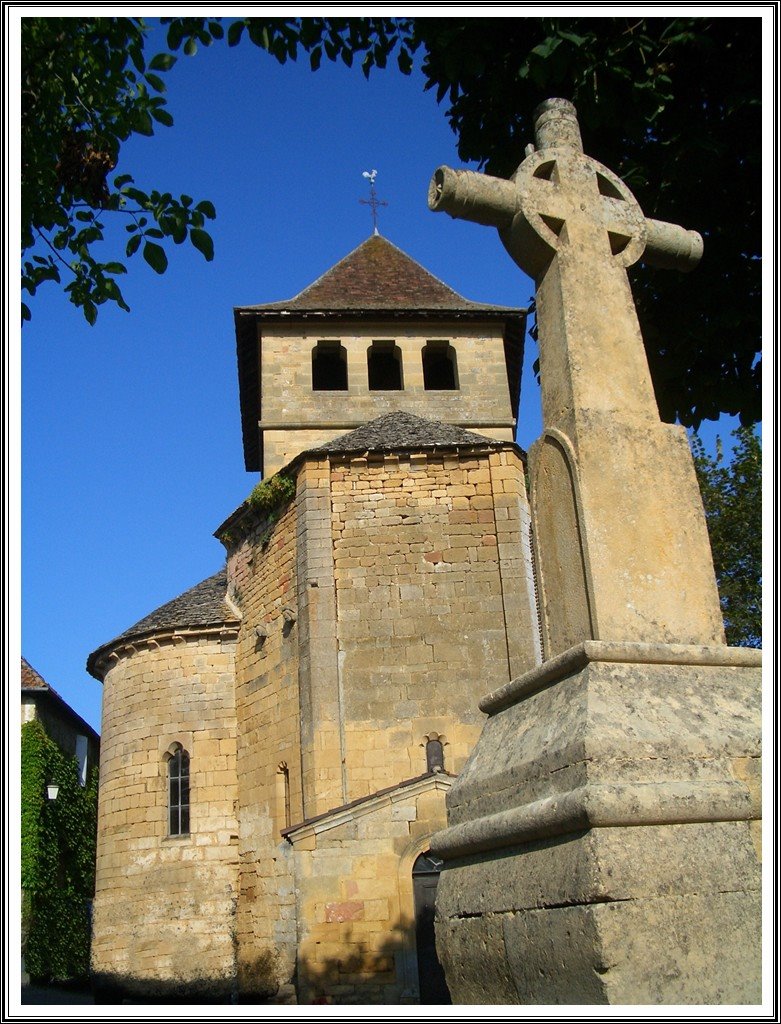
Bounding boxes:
[87,569,239,678]
[311,411,504,455]
[236,234,520,314]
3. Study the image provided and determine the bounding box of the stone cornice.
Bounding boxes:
[480,639,762,715]
[431,780,759,861]
[88,623,240,682]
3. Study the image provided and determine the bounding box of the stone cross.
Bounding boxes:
[429,98,724,656]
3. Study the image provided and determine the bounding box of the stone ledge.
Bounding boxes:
[480,640,762,714]
[431,780,758,859]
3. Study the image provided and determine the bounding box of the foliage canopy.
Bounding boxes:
[692,427,762,648]
[21,16,761,428]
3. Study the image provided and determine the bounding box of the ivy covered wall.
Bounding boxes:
[21,718,98,982]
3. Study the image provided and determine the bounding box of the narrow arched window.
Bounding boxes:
[312,341,348,391]
[368,341,403,390]
[168,746,190,836]
[426,737,445,774]
[422,341,458,390]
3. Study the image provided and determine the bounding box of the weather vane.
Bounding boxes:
[360,169,388,235]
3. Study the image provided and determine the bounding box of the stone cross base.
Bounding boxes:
[431,643,762,1004]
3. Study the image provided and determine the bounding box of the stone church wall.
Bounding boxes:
[225,499,302,997]
[222,441,540,1001]
[332,447,540,797]
[91,635,238,998]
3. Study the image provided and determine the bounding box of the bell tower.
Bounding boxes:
[233,234,526,477]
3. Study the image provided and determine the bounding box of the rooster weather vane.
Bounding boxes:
[360,169,388,234]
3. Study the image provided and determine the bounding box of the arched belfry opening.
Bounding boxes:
[412,851,451,1004]
[312,341,348,391]
[422,341,458,391]
[368,341,403,390]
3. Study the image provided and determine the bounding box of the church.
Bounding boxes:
[86,233,542,1003]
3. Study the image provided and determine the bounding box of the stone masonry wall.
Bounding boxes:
[226,499,301,997]
[331,448,540,800]
[290,780,452,1004]
[260,322,515,476]
[91,635,238,998]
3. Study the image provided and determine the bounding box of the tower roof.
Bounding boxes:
[87,569,239,679]
[235,234,520,315]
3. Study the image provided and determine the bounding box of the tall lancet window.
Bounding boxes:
[167,745,190,836]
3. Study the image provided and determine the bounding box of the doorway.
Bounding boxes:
[412,851,451,1004]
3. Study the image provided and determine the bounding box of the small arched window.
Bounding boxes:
[167,745,190,836]
[425,737,445,774]
[422,341,458,391]
[312,341,348,391]
[368,341,403,390]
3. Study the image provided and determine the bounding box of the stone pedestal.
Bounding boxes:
[432,642,762,1004]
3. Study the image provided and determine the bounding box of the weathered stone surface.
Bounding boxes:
[443,655,761,829]
[431,652,762,1003]
[501,891,762,1005]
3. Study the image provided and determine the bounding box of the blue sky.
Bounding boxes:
[16,18,750,734]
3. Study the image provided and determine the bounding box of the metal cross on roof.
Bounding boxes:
[360,169,388,234]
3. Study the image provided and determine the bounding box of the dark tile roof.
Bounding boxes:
[21,657,48,690]
[311,411,505,455]
[236,234,520,314]
[87,569,239,677]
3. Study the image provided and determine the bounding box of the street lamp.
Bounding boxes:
[45,784,59,801]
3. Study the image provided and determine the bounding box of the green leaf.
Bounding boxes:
[143,241,168,274]
[144,72,166,93]
[190,228,214,261]
[194,199,216,219]
[135,110,154,136]
[151,108,174,127]
[126,233,141,257]
[397,47,413,75]
[103,262,127,274]
[227,20,245,46]
[166,20,184,50]
[83,301,97,325]
[114,174,133,188]
[149,52,177,71]
[184,37,197,57]
[310,46,322,71]
[530,37,561,61]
